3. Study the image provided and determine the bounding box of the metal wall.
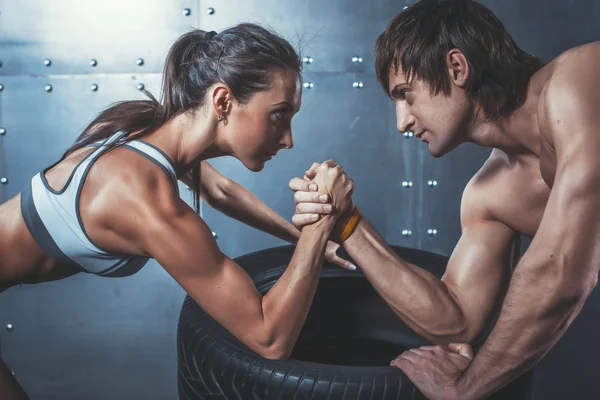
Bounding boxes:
[0,1,598,399]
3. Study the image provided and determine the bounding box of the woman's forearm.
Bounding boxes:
[260,216,336,358]
[204,178,301,245]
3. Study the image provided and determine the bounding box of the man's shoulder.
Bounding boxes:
[462,150,540,223]
[543,42,600,102]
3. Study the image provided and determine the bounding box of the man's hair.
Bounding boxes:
[375,0,545,120]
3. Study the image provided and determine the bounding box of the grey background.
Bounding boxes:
[0,0,598,399]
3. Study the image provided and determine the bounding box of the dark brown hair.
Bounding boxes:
[375,0,545,120]
[63,23,302,212]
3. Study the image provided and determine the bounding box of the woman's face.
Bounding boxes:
[225,69,302,171]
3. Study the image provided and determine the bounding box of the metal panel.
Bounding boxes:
[203,73,420,258]
[0,262,185,400]
[0,0,200,76]
[0,74,163,202]
[198,0,409,74]
[0,73,193,400]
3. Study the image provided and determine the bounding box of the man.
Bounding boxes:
[289,0,600,398]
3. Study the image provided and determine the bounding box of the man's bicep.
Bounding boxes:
[441,180,518,339]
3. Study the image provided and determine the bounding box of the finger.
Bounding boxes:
[396,350,421,366]
[296,202,334,215]
[390,356,416,377]
[289,177,318,192]
[322,159,337,168]
[294,191,330,204]
[292,213,320,227]
[408,348,436,359]
[304,170,318,180]
[329,254,357,271]
[448,343,474,360]
[309,162,321,171]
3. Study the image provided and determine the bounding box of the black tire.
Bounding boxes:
[177,245,533,400]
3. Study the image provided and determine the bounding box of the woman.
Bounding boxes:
[0,24,355,399]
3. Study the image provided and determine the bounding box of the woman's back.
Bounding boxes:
[0,130,179,289]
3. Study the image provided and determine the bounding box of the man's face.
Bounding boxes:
[388,65,471,157]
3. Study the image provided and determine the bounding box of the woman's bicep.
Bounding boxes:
[139,200,269,352]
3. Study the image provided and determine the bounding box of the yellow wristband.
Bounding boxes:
[339,207,361,243]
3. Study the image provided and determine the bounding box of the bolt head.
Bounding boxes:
[183,8,191,16]
[207,7,215,15]
[44,59,52,67]
[45,84,52,92]
[90,59,98,67]
[0,128,5,136]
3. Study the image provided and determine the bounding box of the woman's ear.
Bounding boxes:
[211,84,232,121]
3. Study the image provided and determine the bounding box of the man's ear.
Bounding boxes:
[447,49,470,88]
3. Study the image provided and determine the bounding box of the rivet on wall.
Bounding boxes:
[5,323,13,332]
[91,84,99,92]
[44,84,53,92]
[137,83,145,91]
[352,56,363,63]
[303,82,314,89]
[136,58,144,66]
[302,56,314,64]
[90,59,98,67]
[402,181,413,188]
[0,128,6,136]
[0,60,3,68]
[0,178,8,185]
[44,59,52,67]
[207,7,215,15]
[427,228,438,236]
[352,82,364,88]
[0,84,4,91]
[403,131,414,138]
[428,180,438,187]
[402,230,413,237]
[183,8,191,16]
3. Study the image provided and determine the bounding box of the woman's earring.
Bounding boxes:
[217,115,224,122]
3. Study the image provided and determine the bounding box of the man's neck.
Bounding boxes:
[466,84,542,157]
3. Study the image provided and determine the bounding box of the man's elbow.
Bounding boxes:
[550,274,597,313]
[419,313,480,345]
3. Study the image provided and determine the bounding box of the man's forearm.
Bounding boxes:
[457,259,590,399]
[208,180,301,245]
[343,218,468,343]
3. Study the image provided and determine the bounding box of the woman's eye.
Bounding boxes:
[274,110,286,120]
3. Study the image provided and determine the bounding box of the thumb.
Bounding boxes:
[448,343,474,360]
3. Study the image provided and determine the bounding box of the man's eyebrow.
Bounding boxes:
[389,82,408,96]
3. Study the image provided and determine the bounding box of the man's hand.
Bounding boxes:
[391,343,474,400]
